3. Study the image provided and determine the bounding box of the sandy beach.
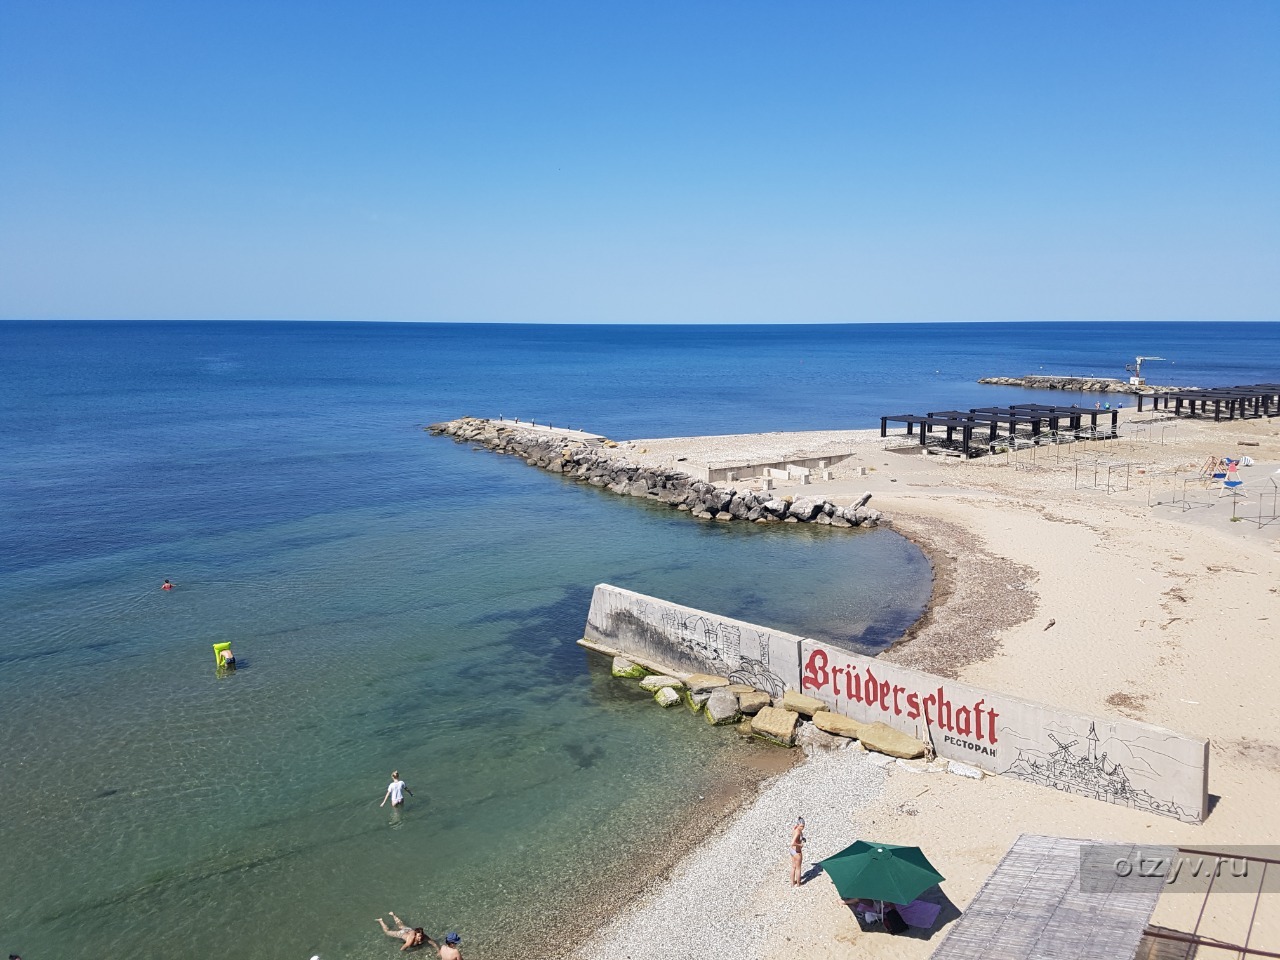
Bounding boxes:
[574,409,1280,960]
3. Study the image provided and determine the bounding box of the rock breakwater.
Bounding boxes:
[428,417,882,528]
[979,375,1193,394]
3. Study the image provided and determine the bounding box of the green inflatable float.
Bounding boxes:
[213,641,236,672]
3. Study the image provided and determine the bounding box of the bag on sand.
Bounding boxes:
[882,906,907,935]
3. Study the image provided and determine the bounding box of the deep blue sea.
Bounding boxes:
[1,320,1276,960]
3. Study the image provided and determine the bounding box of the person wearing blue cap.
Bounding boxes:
[421,930,462,958]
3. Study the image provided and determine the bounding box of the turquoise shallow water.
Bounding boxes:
[3,320,1275,958]
[0,321,944,959]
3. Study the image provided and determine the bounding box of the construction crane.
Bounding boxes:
[1125,356,1167,386]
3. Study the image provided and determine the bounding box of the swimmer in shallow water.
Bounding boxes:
[376,913,426,951]
[162,579,173,590]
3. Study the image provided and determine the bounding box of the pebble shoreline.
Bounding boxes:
[572,749,888,960]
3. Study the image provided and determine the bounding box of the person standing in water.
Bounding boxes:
[380,770,413,808]
[162,579,173,590]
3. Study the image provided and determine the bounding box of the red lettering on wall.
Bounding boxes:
[956,706,972,737]
[936,686,953,732]
[892,684,905,716]
[802,649,829,692]
[906,692,920,720]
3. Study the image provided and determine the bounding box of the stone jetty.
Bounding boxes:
[978,375,1192,394]
[428,417,883,528]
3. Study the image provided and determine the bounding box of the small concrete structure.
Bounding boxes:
[686,452,856,484]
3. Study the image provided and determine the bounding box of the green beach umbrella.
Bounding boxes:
[819,840,945,905]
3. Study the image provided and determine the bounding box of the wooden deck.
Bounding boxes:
[930,835,1164,960]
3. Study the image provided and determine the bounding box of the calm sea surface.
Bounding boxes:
[1,320,1276,959]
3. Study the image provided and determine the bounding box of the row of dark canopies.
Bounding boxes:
[879,404,1121,457]
[1135,383,1280,420]
[881,383,1280,457]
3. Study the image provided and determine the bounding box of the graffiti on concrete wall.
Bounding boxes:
[584,584,1209,823]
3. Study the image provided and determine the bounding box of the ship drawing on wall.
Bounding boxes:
[1002,722,1193,822]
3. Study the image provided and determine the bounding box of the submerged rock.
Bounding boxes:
[654,687,682,708]
[611,656,647,679]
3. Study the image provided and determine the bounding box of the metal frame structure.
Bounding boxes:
[1137,384,1280,420]
[1141,846,1280,958]
[880,405,1119,458]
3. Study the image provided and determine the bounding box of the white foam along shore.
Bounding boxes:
[566,408,1280,960]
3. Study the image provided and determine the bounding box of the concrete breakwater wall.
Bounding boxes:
[979,375,1193,395]
[428,417,883,528]
[584,584,1211,823]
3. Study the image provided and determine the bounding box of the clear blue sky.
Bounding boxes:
[1,1,1276,323]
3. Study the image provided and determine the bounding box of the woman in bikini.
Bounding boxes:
[789,816,806,887]
[376,912,426,951]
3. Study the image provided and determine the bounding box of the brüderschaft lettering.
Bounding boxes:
[802,648,1000,744]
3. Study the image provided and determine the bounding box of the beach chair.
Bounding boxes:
[1220,460,1245,499]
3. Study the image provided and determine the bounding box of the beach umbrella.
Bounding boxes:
[819,840,944,906]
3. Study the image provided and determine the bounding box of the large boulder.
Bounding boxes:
[654,687,682,708]
[762,499,789,517]
[685,673,730,694]
[796,722,849,754]
[781,690,826,718]
[628,480,650,497]
[858,722,928,759]
[750,706,799,746]
[704,687,742,725]
[683,689,712,713]
[736,690,772,715]
[611,657,648,679]
[788,497,823,521]
[811,710,867,740]
[639,675,684,692]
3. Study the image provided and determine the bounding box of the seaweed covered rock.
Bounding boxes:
[611,657,647,679]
